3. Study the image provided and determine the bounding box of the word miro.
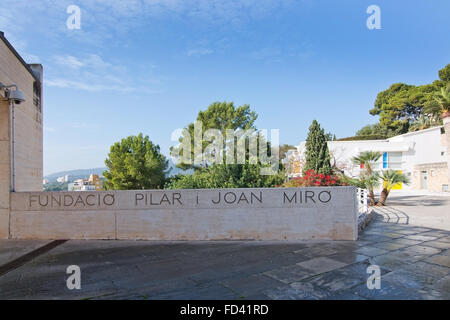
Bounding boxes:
[366,264,381,289]
[66,5,81,30]
[366,5,381,30]
[66,265,81,290]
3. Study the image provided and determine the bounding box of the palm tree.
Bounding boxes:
[377,170,409,206]
[352,151,382,174]
[352,151,382,205]
[409,116,432,132]
[434,85,450,116]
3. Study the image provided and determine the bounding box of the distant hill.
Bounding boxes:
[44,160,192,183]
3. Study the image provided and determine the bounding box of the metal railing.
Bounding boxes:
[356,188,368,215]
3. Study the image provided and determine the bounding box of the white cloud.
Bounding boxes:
[70,122,99,129]
[43,126,56,132]
[55,55,85,69]
[45,78,135,93]
[250,47,282,60]
[0,0,296,45]
[186,48,213,57]
[54,54,113,70]
[45,52,161,93]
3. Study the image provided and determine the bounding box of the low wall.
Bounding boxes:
[9,187,358,240]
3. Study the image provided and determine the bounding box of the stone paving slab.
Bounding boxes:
[0,240,51,266]
[355,246,389,257]
[425,255,450,268]
[263,265,314,284]
[295,257,347,274]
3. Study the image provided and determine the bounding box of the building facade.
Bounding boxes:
[0,32,43,238]
[286,126,449,192]
[68,174,103,191]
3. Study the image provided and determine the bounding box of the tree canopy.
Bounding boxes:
[166,162,284,189]
[358,64,450,138]
[279,144,296,160]
[303,120,332,175]
[103,133,169,190]
[170,101,258,170]
[168,101,285,188]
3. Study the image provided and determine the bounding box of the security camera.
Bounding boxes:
[0,82,26,104]
[6,88,26,105]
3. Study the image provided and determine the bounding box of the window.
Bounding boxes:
[33,81,41,112]
[382,152,402,170]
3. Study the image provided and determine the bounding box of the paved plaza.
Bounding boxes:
[0,195,449,300]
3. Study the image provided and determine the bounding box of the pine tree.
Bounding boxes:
[103,133,169,190]
[304,120,332,175]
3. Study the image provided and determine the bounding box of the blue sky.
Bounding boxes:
[1,0,449,175]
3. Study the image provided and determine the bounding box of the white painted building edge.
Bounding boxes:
[286,126,448,191]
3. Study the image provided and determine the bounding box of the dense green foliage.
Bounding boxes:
[103,133,169,190]
[303,120,332,175]
[43,182,68,192]
[170,101,258,170]
[357,64,450,137]
[351,151,382,205]
[338,134,386,141]
[166,162,284,189]
[167,102,286,189]
[279,144,296,160]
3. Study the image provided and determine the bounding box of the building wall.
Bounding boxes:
[412,162,448,192]
[0,35,43,238]
[389,127,447,174]
[0,96,10,238]
[389,127,447,191]
[291,126,449,192]
[444,117,450,186]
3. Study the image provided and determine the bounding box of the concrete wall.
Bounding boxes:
[9,187,358,241]
[0,98,10,238]
[0,38,43,192]
[444,117,450,187]
[0,34,43,238]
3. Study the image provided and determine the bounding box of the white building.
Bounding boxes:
[287,126,449,192]
[56,175,70,183]
[67,174,102,191]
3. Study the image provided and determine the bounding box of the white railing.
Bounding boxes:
[356,188,368,214]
